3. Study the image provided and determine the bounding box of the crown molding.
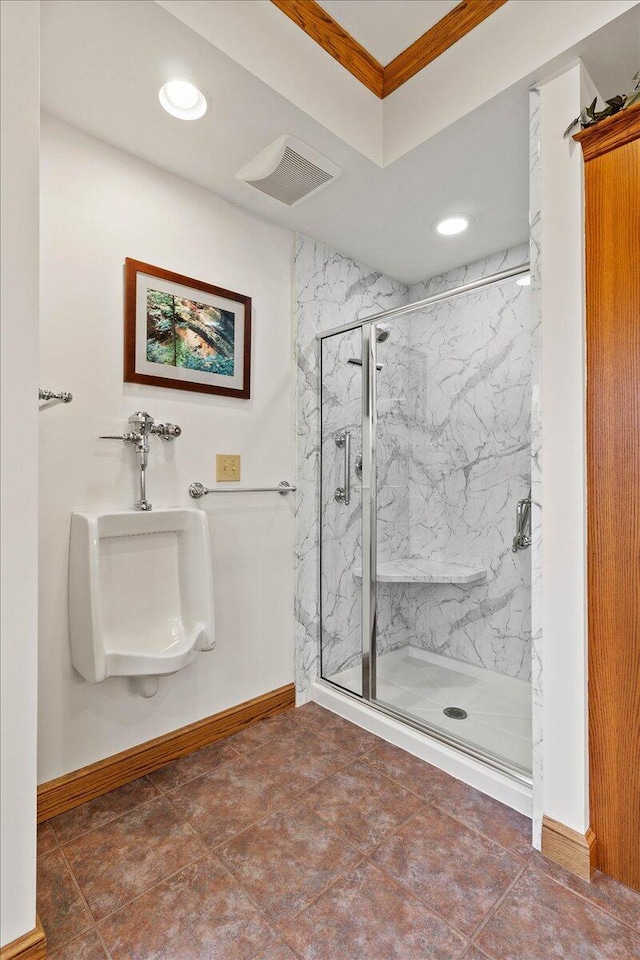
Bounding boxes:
[271,0,508,99]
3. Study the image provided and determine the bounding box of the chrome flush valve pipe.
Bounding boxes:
[99,411,181,511]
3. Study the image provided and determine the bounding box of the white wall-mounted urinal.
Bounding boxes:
[69,508,214,697]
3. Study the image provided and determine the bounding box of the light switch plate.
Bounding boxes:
[216,454,241,482]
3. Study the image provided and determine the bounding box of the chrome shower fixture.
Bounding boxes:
[99,411,181,511]
[374,323,391,343]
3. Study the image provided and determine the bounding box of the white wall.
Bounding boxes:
[537,61,598,836]
[0,0,40,947]
[38,117,295,783]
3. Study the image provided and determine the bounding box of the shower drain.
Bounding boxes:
[443,706,467,720]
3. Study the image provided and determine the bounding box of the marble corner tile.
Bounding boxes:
[281,860,466,960]
[218,805,362,928]
[432,778,532,859]
[50,777,160,843]
[362,740,455,800]
[374,805,525,936]
[166,754,296,848]
[99,856,273,960]
[63,796,205,919]
[147,740,240,792]
[476,863,640,960]
[302,759,424,851]
[36,847,93,949]
[48,929,108,960]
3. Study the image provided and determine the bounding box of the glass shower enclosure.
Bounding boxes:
[319,265,532,782]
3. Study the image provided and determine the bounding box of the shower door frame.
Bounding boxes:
[317,263,533,788]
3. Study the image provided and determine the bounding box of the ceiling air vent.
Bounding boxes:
[236,136,342,206]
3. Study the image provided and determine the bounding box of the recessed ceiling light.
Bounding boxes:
[435,215,470,236]
[159,80,208,120]
[516,275,531,286]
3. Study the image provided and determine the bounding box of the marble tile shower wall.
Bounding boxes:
[295,234,531,702]
[295,235,408,700]
[399,244,532,681]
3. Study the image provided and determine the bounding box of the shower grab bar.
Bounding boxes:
[39,388,73,403]
[334,431,351,505]
[512,494,532,552]
[189,480,296,498]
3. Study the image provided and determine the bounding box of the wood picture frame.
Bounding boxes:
[124,258,252,399]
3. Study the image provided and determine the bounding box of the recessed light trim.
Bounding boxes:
[435,215,470,236]
[516,275,531,286]
[159,80,208,120]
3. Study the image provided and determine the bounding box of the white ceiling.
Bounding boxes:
[318,0,460,64]
[40,0,640,285]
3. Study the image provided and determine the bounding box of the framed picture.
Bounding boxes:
[124,258,252,399]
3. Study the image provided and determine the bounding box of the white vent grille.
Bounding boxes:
[236,136,342,206]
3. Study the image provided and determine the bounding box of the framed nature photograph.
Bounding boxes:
[124,258,252,398]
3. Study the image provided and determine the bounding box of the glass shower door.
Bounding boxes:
[370,278,532,777]
[319,328,363,696]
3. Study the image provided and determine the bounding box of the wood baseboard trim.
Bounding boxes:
[37,683,296,823]
[0,916,46,960]
[541,816,596,881]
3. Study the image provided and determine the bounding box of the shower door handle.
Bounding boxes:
[512,494,532,551]
[334,431,351,505]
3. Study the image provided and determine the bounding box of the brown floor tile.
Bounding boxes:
[48,929,108,959]
[252,940,300,960]
[50,777,160,843]
[227,712,299,754]
[37,848,93,949]
[148,740,240,792]
[99,856,274,960]
[433,779,532,858]
[251,728,352,791]
[476,863,640,959]
[462,948,493,960]
[281,860,467,960]
[362,740,455,800]
[167,755,296,847]
[64,796,205,919]
[218,805,361,926]
[374,805,524,936]
[290,701,338,734]
[531,851,640,932]
[303,759,424,850]
[292,703,381,756]
[37,821,58,856]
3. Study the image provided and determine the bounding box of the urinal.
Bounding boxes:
[69,508,215,697]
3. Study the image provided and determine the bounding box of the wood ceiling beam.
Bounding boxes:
[270,0,384,97]
[383,0,508,97]
[270,0,509,99]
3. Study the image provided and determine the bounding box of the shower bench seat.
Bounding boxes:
[354,558,486,584]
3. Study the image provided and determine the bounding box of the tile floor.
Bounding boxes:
[330,646,532,773]
[37,703,640,960]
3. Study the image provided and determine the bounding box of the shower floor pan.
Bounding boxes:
[328,646,532,775]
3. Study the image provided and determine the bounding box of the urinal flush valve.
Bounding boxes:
[99,411,182,511]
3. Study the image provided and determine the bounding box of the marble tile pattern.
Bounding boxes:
[402,243,532,681]
[295,233,533,705]
[529,85,544,848]
[294,234,408,699]
[37,706,640,959]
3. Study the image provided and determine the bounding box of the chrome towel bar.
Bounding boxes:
[39,388,73,403]
[189,480,297,499]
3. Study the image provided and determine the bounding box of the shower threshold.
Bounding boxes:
[328,646,532,776]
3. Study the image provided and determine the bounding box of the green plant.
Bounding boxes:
[564,71,640,137]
